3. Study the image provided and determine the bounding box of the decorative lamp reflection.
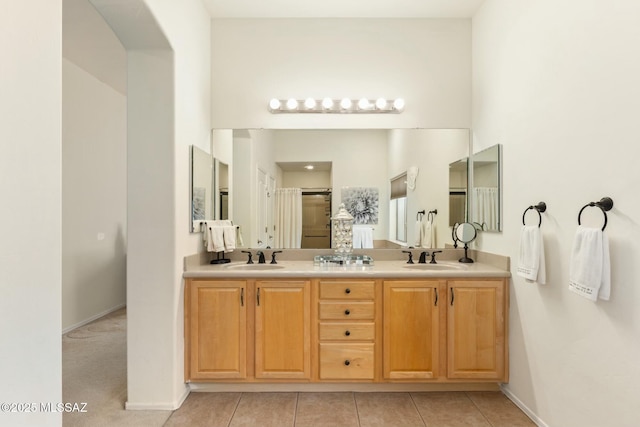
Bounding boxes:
[332,203,354,257]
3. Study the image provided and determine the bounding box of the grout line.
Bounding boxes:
[465,391,495,427]
[227,392,243,427]
[408,392,428,427]
[353,392,362,427]
[292,392,299,427]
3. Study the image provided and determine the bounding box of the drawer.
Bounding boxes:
[319,343,374,380]
[319,281,375,300]
[319,301,375,320]
[319,322,375,341]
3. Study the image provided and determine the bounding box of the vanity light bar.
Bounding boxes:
[268,98,405,114]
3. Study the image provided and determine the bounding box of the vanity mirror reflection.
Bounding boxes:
[470,144,502,232]
[189,145,214,232]
[206,128,471,249]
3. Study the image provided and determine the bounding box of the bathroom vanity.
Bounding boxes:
[183,249,510,390]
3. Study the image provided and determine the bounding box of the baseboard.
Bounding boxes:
[125,387,190,411]
[62,303,126,335]
[188,382,501,393]
[501,385,549,427]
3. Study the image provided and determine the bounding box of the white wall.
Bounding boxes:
[62,58,127,331]
[211,19,471,129]
[0,1,62,426]
[387,129,470,247]
[473,1,640,426]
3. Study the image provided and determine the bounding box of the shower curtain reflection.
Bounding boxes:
[275,188,303,248]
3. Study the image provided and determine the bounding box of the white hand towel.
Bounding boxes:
[352,226,374,249]
[222,225,236,252]
[414,220,422,247]
[517,225,546,284]
[420,220,435,249]
[569,226,611,301]
[207,225,226,253]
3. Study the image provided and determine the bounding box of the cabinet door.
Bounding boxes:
[189,281,247,380]
[255,280,311,379]
[383,281,442,380]
[447,280,506,380]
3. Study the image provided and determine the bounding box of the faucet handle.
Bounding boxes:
[241,250,253,264]
[401,250,414,264]
[270,250,283,264]
[430,250,443,264]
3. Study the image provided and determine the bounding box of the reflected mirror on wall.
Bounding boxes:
[215,159,229,220]
[448,157,468,226]
[190,145,214,232]
[471,144,502,232]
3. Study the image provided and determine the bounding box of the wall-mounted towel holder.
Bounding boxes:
[427,209,438,223]
[522,202,547,228]
[578,197,614,231]
[416,210,425,221]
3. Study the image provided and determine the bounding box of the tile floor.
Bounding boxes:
[164,390,536,427]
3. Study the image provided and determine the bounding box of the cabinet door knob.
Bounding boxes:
[344,360,350,366]
[344,309,351,316]
[345,330,351,336]
[345,288,351,294]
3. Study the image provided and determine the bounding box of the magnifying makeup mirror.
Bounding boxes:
[455,222,477,263]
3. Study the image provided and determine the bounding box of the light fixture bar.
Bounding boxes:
[268,98,404,114]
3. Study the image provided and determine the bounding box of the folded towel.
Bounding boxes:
[222,225,236,252]
[352,226,374,249]
[569,226,610,301]
[414,220,422,247]
[420,220,436,249]
[207,226,225,253]
[517,225,546,284]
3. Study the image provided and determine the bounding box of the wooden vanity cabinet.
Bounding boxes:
[446,279,508,381]
[185,279,311,382]
[382,280,445,380]
[186,280,247,380]
[254,280,311,379]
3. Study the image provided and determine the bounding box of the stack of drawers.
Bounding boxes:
[317,280,376,380]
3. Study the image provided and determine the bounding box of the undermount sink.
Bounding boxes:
[403,263,468,271]
[225,263,286,271]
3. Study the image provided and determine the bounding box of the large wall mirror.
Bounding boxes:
[208,129,471,249]
[470,144,502,232]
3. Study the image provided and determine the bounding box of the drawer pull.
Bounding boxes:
[345,288,351,294]
[345,330,351,336]
[344,309,351,316]
[344,360,351,366]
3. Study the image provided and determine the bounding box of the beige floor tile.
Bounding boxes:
[295,392,359,427]
[411,392,491,427]
[355,392,425,427]
[467,392,536,427]
[229,392,297,427]
[164,392,241,427]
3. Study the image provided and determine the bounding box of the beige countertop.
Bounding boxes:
[183,249,510,279]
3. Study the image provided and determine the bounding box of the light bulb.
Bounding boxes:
[375,98,387,109]
[286,98,298,110]
[304,98,316,109]
[322,98,333,109]
[340,98,352,110]
[393,98,405,111]
[269,98,281,110]
[358,98,370,110]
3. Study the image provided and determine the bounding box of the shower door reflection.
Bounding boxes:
[301,192,332,249]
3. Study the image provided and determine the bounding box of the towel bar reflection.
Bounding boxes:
[578,197,614,231]
[427,209,438,223]
[522,202,547,228]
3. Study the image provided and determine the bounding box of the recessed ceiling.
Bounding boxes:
[203,0,485,18]
[277,161,332,172]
